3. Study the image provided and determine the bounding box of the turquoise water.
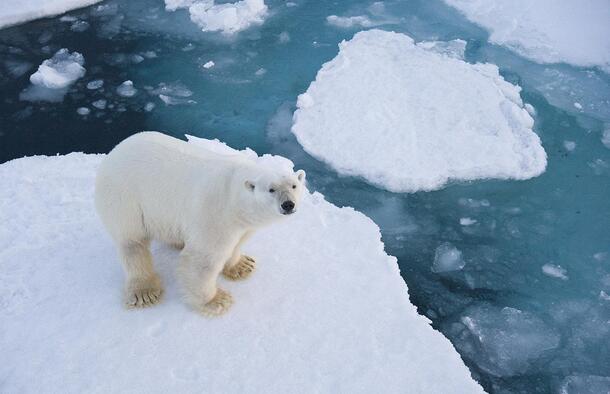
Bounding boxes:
[1,1,609,392]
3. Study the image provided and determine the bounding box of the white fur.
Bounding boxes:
[95,132,305,315]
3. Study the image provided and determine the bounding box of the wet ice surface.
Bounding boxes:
[1,0,609,393]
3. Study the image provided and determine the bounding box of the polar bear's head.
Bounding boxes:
[242,168,306,225]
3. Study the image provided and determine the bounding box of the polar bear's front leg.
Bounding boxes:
[222,232,256,281]
[177,248,233,317]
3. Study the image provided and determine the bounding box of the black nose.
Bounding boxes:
[281,200,295,213]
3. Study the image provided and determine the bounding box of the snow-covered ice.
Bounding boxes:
[166,0,268,35]
[326,15,374,29]
[86,79,104,90]
[432,243,466,273]
[0,0,101,29]
[444,0,610,72]
[292,30,547,192]
[0,138,484,393]
[203,60,215,69]
[29,49,85,89]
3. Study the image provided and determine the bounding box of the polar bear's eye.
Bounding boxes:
[292,184,296,189]
[269,188,275,193]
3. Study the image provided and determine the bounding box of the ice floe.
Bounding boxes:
[166,0,268,35]
[444,0,610,72]
[292,30,547,192]
[0,139,484,393]
[0,0,101,29]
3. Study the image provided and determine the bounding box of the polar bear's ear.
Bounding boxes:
[245,181,255,191]
[296,169,306,182]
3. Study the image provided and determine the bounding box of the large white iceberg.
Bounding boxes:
[292,30,546,193]
[0,0,101,29]
[166,0,268,35]
[0,138,484,393]
[444,0,610,73]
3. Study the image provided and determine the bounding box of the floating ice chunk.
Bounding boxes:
[432,242,466,273]
[602,128,610,149]
[70,20,89,32]
[116,80,137,97]
[151,82,193,97]
[30,49,85,89]
[459,198,490,208]
[558,375,610,394]
[459,217,477,226]
[4,60,32,78]
[159,94,196,106]
[416,39,467,60]
[254,68,266,76]
[86,79,103,90]
[278,31,290,44]
[292,30,547,192]
[142,51,157,59]
[91,99,107,110]
[593,252,608,261]
[202,60,215,69]
[144,102,155,112]
[563,141,576,151]
[443,0,610,72]
[326,15,374,28]
[588,158,609,175]
[0,0,102,29]
[453,304,560,377]
[573,102,583,110]
[173,0,268,35]
[599,291,610,302]
[542,264,568,280]
[76,107,90,115]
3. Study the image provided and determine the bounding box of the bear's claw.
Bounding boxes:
[222,255,256,280]
[125,276,163,308]
[200,288,233,317]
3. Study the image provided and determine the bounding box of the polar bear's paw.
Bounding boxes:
[200,288,233,317]
[222,255,256,281]
[125,276,163,308]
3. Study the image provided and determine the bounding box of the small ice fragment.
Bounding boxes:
[255,68,266,76]
[593,252,608,261]
[432,242,466,273]
[542,264,568,280]
[151,82,193,97]
[326,15,373,28]
[30,49,85,89]
[144,102,155,112]
[159,94,196,106]
[116,80,137,97]
[92,99,107,110]
[563,140,576,151]
[76,107,90,115]
[187,0,268,35]
[460,217,477,226]
[203,61,215,69]
[143,51,157,59]
[588,158,608,175]
[600,291,610,301]
[59,15,78,22]
[131,54,145,63]
[286,1,296,6]
[278,31,290,44]
[86,79,104,90]
[573,102,582,109]
[70,20,90,32]
[601,127,610,149]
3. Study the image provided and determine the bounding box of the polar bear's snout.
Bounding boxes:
[281,200,295,215]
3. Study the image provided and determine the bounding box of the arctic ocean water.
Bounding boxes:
[1,1,609,393]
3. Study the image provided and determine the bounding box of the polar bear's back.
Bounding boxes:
[94,132,247,242]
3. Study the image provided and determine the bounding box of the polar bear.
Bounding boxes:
[95,132,305,316]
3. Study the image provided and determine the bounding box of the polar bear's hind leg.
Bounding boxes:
[121,240,164,308]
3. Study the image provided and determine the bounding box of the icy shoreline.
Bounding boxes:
[0,143,484,393]
[0,0,101,29]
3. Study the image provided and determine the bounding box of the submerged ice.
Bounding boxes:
[292,30,547,193]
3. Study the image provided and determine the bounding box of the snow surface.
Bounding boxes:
[444,0,610,72]
[292,30,547,193]
[0,0,101,29]
[166,0,268,35]
[0,139,484,394]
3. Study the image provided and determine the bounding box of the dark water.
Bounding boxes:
[1,1,609,393]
